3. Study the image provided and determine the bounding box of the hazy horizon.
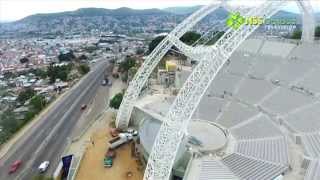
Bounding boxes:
[0,0,319,22]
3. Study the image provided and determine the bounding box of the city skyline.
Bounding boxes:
[1,0,320,22]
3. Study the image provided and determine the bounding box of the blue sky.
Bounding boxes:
[0,0,319,22]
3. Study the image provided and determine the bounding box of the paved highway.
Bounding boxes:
[0,60,111,180]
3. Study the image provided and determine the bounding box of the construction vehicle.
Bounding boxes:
[109,133,133,149]
[103,149,116,168]
[103,157,113,168]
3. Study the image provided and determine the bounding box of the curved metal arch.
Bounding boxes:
[115,0,316,178]
[164,1,316,62]
[297,0,316,43]
[115,1,253,130]
[115,1,225,129]
[143,1,288,180]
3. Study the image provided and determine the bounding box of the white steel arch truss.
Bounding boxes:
[115,2,225,129]
[143,1,288,180]
[116,0,316,130]
[115,1,251,130]
[115,0,316,179]
[297,0,316,43]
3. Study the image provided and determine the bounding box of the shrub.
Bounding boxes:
[17,88,36,104]
[78,64,90,75]
[109,93,123,109]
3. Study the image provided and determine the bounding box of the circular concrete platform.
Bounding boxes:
[187,120,228,153]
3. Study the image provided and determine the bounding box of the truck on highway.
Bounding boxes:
[109,133,133,149]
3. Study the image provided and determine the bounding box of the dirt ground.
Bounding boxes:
[75,124,144,180]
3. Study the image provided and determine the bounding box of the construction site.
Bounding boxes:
[70,1,320,180]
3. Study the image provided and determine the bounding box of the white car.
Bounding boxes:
[38,161,50,173]
[127,128,138,136]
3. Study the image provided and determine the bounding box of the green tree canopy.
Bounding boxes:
[109,93,123,109]
[17,88,36,104]
[119,56,136,72]
[0,111,20,144]
[20,57,29,64]
[79,54,88,60]
[47,64,72,83]
[78,64,90,75]
[136,48,145,55]
[180,31,201,45]
[0,111,19,134]
[58,50,75,62]
[148,35,166,53]
[3,71,17,79]
[31,68,47,79]
[29,95,47,113]
[148,31,201,54]
[315,26,320,38]
[291,29,302,39]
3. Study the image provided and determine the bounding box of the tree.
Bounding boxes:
[20,57,29,64]
[0,111,21,144]
[0,111,20,134]
[3,71,17,79]
[128,67,138,79]
[47,64,72,83]
[148,35,166,53]
[78,64,90,75]
[148,31,201,54]
[119,56,136,72]
[29,95,47,113]
[85,46,98,53]
[31,68,47,79]
[315,26,320,38]
[17,88,36,104]
[291,29,302,39]
[58,50,75,62]
[109,93,123,109]
[180,31,201,45]
[136,48,145,55]
[79,54,88,60]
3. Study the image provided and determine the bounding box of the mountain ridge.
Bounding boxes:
[17,7,170,23]
[0,7,319,38]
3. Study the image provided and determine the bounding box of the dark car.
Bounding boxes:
[81,104,87,110]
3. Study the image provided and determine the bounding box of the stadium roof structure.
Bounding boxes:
[115,0,319,179]
[135,38,320,180]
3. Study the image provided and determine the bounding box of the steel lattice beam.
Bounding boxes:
[115,1,223,129]
[115,0,315,178]
[297,0,316,43]
[143,1,287,180]
[161,1,316,62]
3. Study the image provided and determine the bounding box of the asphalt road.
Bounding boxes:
[0,59,111,180]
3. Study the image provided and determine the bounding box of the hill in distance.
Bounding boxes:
[19,7,169,22]
[163,6,202,15]
[0,6,318,38]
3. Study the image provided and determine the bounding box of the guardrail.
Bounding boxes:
[65,108,109,180]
